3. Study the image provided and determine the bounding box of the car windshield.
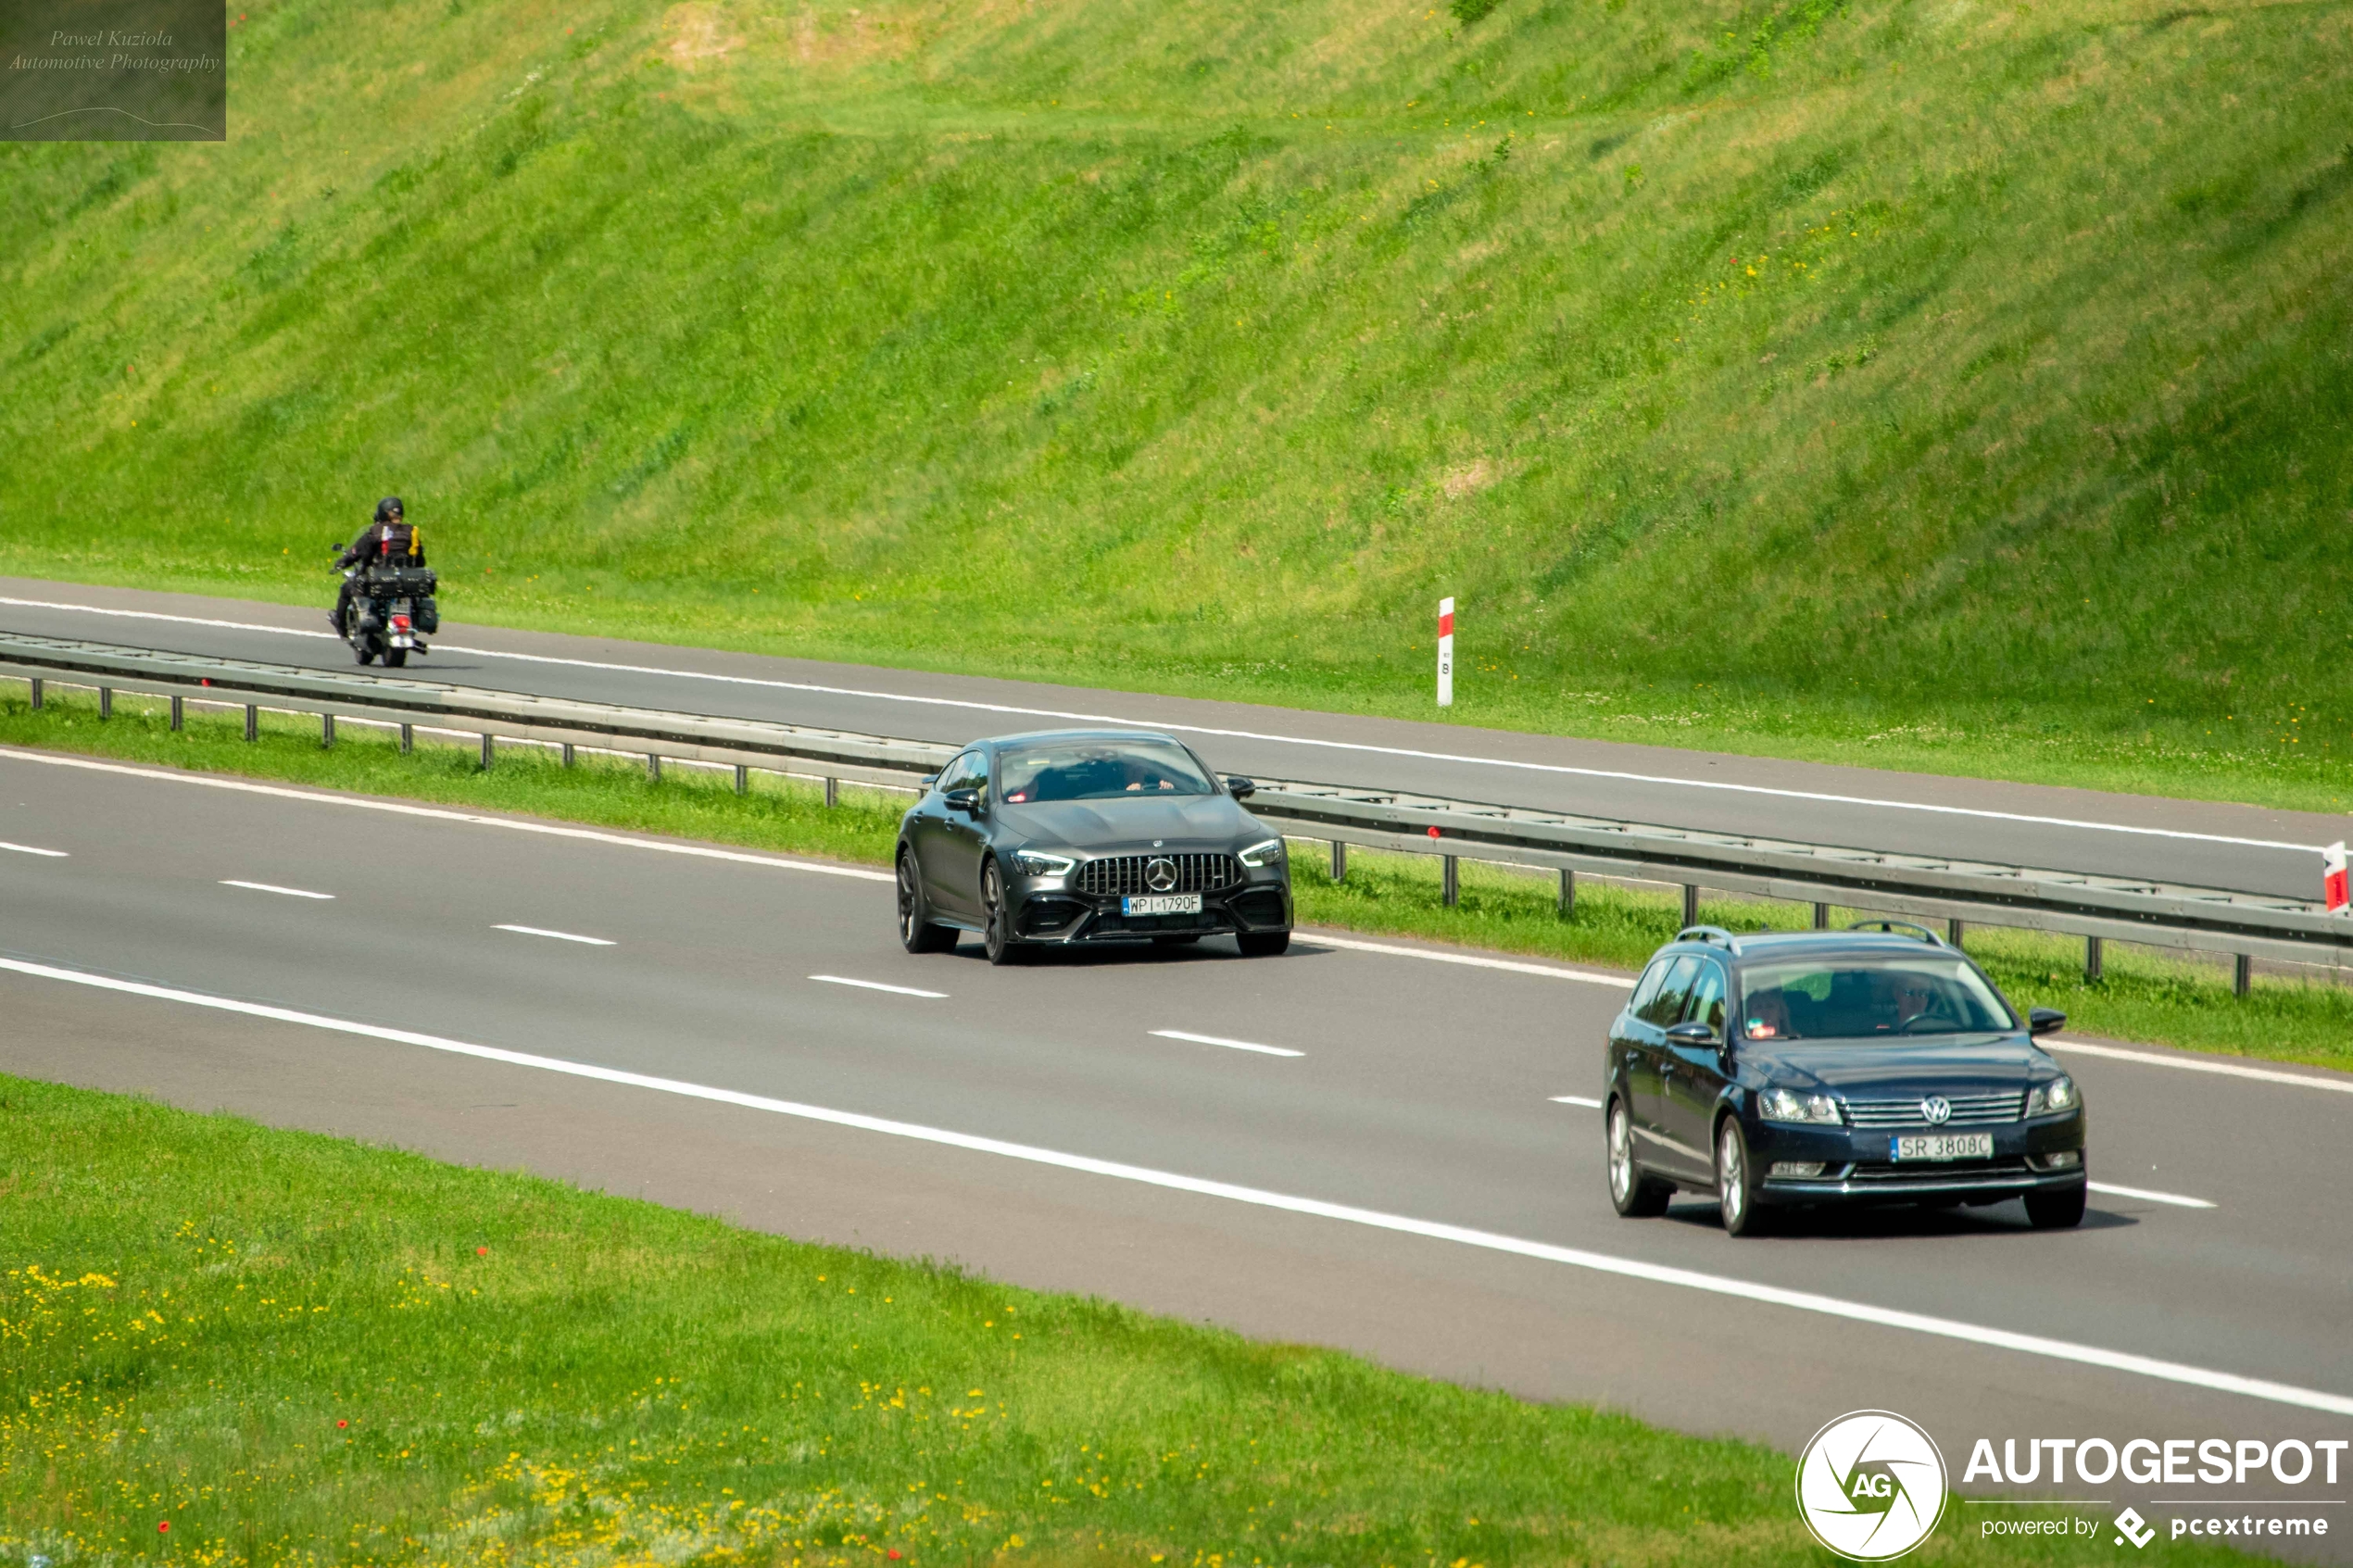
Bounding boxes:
[998,740,1215,804]
[1739,957,2015,1040]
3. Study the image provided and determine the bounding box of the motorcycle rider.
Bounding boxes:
[331,496,425,634]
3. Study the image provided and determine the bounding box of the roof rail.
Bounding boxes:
[1846,919,1944,947]
[1677,924,1742,954]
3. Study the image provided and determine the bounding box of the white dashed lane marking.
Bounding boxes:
[220,880,334,899]
[1151,1029,1303,1059]
[811,974,948,999]
[0,840,69,858]
[494,924,615,947]
[2087,1181,2215,1210]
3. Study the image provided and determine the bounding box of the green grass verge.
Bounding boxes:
[6,685,2349,1074]
[6,0,2353,813]
[1,1074,2259,1567]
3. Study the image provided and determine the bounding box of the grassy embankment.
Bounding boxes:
[2,1074,2264,1568]
[5,0,2352,810]
[7,685,2348,1073]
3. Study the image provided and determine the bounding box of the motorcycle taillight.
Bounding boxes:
[391,614,412,631]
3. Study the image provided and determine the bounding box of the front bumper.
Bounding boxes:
[1010,874,1291,944]
[1751,1110,2086,1206]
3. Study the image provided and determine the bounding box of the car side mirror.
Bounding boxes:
[943,788,982,815]
[1225,776,1256,799]
[2028,1007,2067,1036]
[1664,1021,1718,1046]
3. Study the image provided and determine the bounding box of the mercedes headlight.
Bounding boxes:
[1758,1087,1843,1124]
[1239,838,1286,869]
[2024,1076,2079,1116]
[1012,849,1076,877]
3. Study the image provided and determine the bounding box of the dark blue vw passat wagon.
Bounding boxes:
[1602,923,2087,1236]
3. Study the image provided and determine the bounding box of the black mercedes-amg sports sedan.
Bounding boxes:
[1602,923,2088,1236]
[895,730,1294,965]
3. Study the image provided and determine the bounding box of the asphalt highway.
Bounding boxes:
[1,577,2341,901]
[5,743,2350,1559]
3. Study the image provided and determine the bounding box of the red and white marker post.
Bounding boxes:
[2326,842,2349,915]
[1437,596,1454,709]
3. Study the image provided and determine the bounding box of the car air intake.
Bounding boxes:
[1074,853,1240,897]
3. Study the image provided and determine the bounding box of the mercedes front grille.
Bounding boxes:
[1074,853,1241,897]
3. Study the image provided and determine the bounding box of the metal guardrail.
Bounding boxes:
[3,631,2340,986]
[0,633,957,789]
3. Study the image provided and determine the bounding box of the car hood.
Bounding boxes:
[998,794,1263,852]
[1744,1035,2054,1092]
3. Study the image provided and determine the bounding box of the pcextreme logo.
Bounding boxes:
[1795,1410,1950,1561]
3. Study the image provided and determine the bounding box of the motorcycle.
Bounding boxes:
[333,546,438,668]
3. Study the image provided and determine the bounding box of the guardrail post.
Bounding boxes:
[735,764,749,796]
[480,733,494,770]
[1558,867,1574,916]
[1330,840,1347,882]
[98,686,111,720]
[1812,902,1830,930]
[399,723,413,754]
[321,713,335,748]
[560,742,573,767]
[170,695,183,731]
[2234,954,2253,997]
[1682,884,1699,927]
[1947,918,1965,948]
[244,705,258,742]
[28,678,41,710]
[825,776,839,808]
[647,753,661,782]
[2085,935,2103,981]
[1441,855,1459,907]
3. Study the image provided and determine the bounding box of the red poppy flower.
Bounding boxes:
[338,1419,349,1428]
[158,1522,170,1533]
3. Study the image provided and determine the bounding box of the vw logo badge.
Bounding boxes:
[1920,1096,1952,1125]
[1145,857,1178,892]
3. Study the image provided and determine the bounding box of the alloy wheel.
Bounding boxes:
[1718,1122,1748,1233]
[1608,1104,1635,1205]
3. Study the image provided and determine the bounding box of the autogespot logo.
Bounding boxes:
[1796,1410,1950,1561]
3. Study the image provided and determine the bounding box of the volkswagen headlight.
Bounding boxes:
[2024,1076,2079,1116]
[1759,1087,1843,1124]
[1239,838,1286,869]
[1012,849,1076,877]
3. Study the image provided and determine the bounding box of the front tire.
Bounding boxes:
[898,850,958,954]
[1716,1117,1770,1236]
[2024,1180,2088,1230]
[981,859,1026,966]
[1606,1098,1672,1218]
[1236,931,1290,958]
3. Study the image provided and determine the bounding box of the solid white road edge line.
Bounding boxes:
[0,746,894,883]
[810,974,948,999]
[1149,1029,1303,1059]
[2047,1036,2353,1097]
[2086,1182,2217,1210]
[0,840,69,857]
[1550,1095,1605,1109]
[0,596,2321,855]
[5,952,2347,1420]
[493,924,615,947]
[1300,932,1634,987]
[220,879,334,900]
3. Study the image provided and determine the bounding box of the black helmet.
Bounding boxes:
[374,496,405,523]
